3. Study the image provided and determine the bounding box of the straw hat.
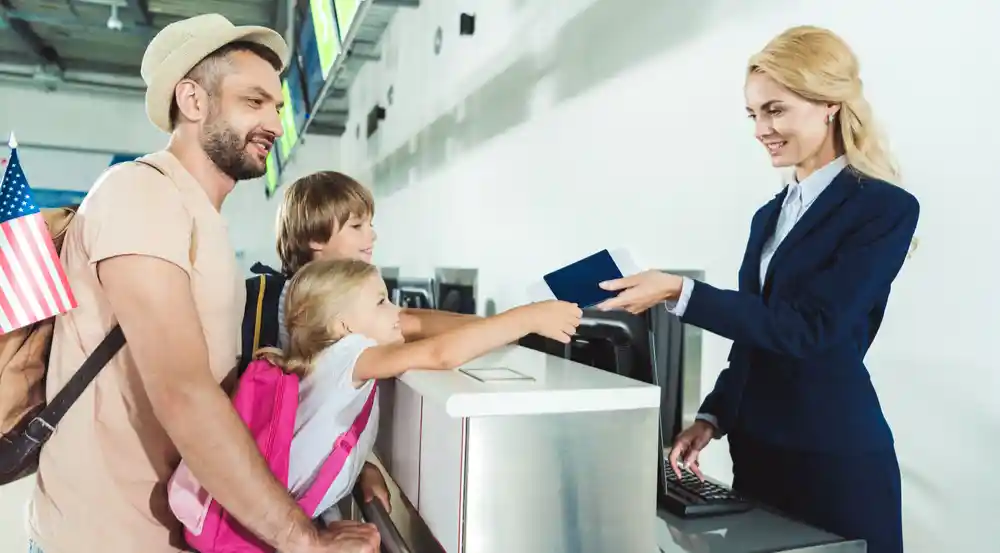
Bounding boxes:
[140,13,288,133]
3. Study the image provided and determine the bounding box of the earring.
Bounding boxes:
[827,113,835,124]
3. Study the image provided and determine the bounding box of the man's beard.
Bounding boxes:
[200,114,268,182]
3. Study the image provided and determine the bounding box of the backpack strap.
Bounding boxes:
[298,381,379,516]
[251,275,267,353]
[19,325,126,446]
[250,262,283,277]
[239,274,286,374]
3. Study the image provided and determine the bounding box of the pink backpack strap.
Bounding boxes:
[298,381,379,516]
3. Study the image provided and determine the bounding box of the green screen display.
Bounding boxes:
[265,151,279,197]
[335,0,358,39]
[278,79,298,163]
[310,0,340,79]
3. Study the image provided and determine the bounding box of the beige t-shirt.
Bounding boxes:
[28,151,244,553]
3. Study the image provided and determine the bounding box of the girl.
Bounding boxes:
[261,258,582,523]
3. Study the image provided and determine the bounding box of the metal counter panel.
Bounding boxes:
[462,407,660,553]
[656,506,867,553]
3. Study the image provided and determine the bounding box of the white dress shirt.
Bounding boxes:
[668,156,848,435]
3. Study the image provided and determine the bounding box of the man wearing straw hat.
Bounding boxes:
[27,14,378,553]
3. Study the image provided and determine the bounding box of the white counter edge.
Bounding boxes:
[442,386,661,418]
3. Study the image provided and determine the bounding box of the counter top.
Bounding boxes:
[656,505,865,553]
[396,344,660,418]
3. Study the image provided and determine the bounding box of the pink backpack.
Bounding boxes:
[167,359,377,553]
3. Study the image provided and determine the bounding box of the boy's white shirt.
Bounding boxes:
[287,332,380,523]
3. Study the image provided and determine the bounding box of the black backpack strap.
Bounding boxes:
[250,262,283,277]
[31,325,126,440]
[133,158,165,175]
[239,273,286,374]
[0,325,125,480]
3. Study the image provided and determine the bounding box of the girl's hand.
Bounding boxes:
[358,462,391,513]
[513,300,583,343]
[596,270,684,314]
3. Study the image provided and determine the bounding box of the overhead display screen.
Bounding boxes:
[278,60,307,163]
[265,150,280,198]
[335,0,358,39]
[309,0,341,80]
[299,3,333,107]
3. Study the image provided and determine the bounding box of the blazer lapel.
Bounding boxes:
[742,194,783,293]
[763,169,861,287]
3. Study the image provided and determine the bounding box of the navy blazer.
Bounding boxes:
[685,169,919,452]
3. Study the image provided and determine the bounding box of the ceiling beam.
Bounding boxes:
[126,0,153,27]
[0,1,65,72]
[307,121,346,136]
[0,53,138,79]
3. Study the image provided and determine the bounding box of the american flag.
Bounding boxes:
[0,135,76,333]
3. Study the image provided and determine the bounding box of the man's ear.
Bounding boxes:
[174,80,208,124]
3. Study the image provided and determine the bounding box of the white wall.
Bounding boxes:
[340,1,999,552]
[0,82,338,550]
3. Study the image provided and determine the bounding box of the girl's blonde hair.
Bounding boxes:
[748,25,899,185]
[256,258,380,376]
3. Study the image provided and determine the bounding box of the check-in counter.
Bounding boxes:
[368,345,866,553]
[657,506,866,552]
[374,344,662,553]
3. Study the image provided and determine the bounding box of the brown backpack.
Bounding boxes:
[0,206,77,437]
[0,206,123,485]
[0,159,171,485]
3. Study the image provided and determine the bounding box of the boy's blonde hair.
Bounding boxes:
[256,258,379,376]
[275,171,375,276]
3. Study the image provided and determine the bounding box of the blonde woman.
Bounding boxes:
[596,26,916,552]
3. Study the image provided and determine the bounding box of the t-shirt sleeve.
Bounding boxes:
[83,164,193,275]
[312,334,379,391]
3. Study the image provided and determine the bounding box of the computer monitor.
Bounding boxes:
[434,268,477,315]
[395,277,436,309]
[518,305,685,501]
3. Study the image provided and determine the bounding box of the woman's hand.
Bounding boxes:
[358,462,391,513]
[595,270,684,314]
[668,420,716,481]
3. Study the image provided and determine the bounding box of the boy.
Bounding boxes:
[241,170,477,510]
[244,170,476,356]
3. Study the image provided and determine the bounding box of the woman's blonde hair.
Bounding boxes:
[256,258,380,376]
[748,25,899,184]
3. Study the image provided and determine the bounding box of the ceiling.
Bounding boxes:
[0,0,414,138]
[0,0,292,112]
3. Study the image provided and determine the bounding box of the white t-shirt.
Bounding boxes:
[287,333,380,522]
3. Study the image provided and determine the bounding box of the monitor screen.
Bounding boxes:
[309,0,341,80]
[334,0,359,39]
[265,150,280,198]
[437,283,476,315]
[277,65,307,163]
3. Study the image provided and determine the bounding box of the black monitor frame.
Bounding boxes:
[395,277,436,309]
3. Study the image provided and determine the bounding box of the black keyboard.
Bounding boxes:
[661,469,753,518]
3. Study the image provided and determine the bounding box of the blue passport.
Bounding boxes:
[542,249,624,308]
